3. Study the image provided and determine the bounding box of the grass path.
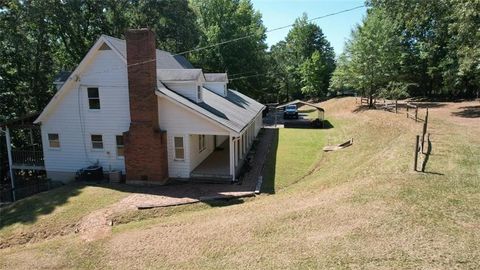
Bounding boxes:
[1,97,479,269]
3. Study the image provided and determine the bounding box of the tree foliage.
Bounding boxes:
[270,14,335,101]
[332,0,480,99]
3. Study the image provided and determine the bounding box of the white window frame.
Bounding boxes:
[90,134,104,150]
[174,136,185,160]
[87,87,100,110]
[48,133,60,149]
[199,134,206,153]
[116,135,124,158]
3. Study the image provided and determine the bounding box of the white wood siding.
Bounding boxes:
[254,113,263,135]
[189,134,215,171]
[40,49,130,180]
[163,82,200,102]
[204,82,226,97]
[158,97,230,178]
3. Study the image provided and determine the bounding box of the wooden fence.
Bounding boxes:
[413,108,431,171]
[11,150,44,167]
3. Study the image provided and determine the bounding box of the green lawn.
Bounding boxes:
[262,127,326,193]
[1,98,479,269]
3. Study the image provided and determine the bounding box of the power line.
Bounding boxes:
[81,5,366,76]
[174,5,365,56]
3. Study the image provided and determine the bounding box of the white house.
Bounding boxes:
[34,29,264,184]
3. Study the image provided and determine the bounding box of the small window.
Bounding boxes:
[199,135,206,152]
[174,136,184,160]
[91,134,103,149]
[116,135,124,157]
[48,133,60,148]
[197,85,202,101]
[87,87,100,109]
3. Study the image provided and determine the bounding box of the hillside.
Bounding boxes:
[1,97,479,269]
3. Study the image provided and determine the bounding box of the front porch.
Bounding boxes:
[190,140,231,181]
[187,121,257,182]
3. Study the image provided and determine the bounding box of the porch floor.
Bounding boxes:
[191,140,230,179]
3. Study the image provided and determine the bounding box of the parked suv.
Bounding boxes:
[283,104,299,119]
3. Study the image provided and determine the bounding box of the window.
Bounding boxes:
[48,133,60,148]
[116,135,124,157]
[91,134,103,149]
[224,84,227,96]
[199,135,206,152]
[87,87,100,109]
[197,85,202,101]
[174,136,184,160]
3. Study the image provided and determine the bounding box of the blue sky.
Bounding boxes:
[250,0,367,56]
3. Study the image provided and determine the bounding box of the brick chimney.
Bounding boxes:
[123,29,168,184]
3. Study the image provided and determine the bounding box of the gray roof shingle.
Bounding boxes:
[157,82,265,134]
[157,69,203,82]
[204,73,228,82]
[103,35,192,69]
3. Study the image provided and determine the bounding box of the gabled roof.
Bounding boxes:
[276,99,325,112]
[102,35,191,69]
[157,82,265,134]
[53,71,72,84]
[204,73,228,82]
[35,35,194,123]
[157,69,204,82]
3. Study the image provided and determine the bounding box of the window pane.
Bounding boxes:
[116,135,124,146]
[49,141,60,148]
[91,135,103,149]
[91,135,102,141]
[48,133,60,148]
[87,87,99,98]
[117,147,124,156]
[48,133,59,141]
[89,98,100,109]
[174,137,183,147]
[175,149,184,159]
[92,142,103,149]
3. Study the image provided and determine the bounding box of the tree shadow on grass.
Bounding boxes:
[261,128,279,194]
[0,183,83,229]
[352,105,371,113]
[451,105,480,118]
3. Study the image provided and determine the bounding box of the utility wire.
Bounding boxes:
[174,5,365,56]
[84,5,366,76]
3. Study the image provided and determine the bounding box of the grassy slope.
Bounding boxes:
[1,97,479,269]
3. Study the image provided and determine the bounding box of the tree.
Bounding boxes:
[330,8,403,106]
[300,51,329,98]
[270,14,335,101]
[190,0,268,98]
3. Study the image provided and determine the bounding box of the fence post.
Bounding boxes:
[395,100,398,114]
[406,105,409,118]
[415,106,418,122]
[414,135,419,171]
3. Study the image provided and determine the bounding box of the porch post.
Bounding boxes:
[229,136,235,180]
[5,127,16,201]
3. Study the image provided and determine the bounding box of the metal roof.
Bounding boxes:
[204,73,228,82]
[157,69,204,82]
[157,82,265,134]
[276,99,325,112]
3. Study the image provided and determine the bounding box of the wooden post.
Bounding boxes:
[415,106,418,122]
[395,100,398,114]
[406,105,409,118]
[5,127,16,201]
[414,135,419,171]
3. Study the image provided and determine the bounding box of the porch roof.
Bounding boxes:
[157,82,265,134]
